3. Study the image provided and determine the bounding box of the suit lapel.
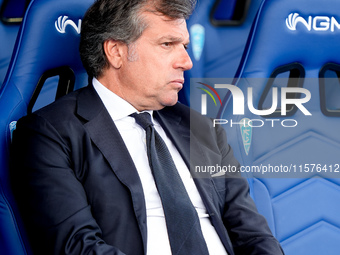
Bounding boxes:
[76,85,147,253]
[155,108,215,212]
[155,106,212,185]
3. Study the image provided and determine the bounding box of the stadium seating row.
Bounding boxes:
[1,0,340,254]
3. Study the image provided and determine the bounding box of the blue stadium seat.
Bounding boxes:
[218,0,340,254]
[0,0,93,253]
[179,0,262,115]
[0,0,29,84]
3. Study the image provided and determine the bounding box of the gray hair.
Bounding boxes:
[79,0,197,78]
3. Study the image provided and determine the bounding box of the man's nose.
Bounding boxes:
[174,47,193,71]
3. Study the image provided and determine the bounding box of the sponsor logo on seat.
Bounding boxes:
[190,24,205,61]
[286,13,340,32]
[55,16,82,34]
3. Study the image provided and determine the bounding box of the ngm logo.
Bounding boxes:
[286,13,340,32]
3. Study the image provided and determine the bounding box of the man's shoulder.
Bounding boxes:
[18,86,91,130]
[41,86,87,110]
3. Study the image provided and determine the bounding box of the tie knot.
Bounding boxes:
[130,112,153,130]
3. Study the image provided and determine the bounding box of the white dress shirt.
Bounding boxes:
[93,78,227,255]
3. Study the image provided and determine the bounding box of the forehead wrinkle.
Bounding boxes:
[157,33,190,44]
[139,12,190,45]
[159,35,183,42]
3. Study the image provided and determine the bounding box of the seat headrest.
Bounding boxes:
[3,0,94,105]
[237,0,340,78]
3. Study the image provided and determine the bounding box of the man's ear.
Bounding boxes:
[103,39,124,69]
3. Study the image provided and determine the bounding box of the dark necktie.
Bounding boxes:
[130,112,209,255]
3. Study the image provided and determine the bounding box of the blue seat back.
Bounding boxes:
[219,0,340,254]
[0,0,93,253]
[180,0,262,115]
[0,0,29,84]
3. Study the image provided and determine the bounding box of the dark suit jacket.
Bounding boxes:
[11,84,283,255]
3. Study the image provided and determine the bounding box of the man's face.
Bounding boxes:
[117,11,193,111]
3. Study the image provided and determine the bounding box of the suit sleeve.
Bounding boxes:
[10,114,126,255]
[214,124,285,255]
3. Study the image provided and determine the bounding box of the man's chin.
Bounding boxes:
[162,96,179,108]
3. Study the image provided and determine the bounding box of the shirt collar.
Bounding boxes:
[92,77,154,122]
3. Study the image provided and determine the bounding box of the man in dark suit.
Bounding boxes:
[11,0,284,254]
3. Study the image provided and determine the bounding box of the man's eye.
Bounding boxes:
[162,42,172,47]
